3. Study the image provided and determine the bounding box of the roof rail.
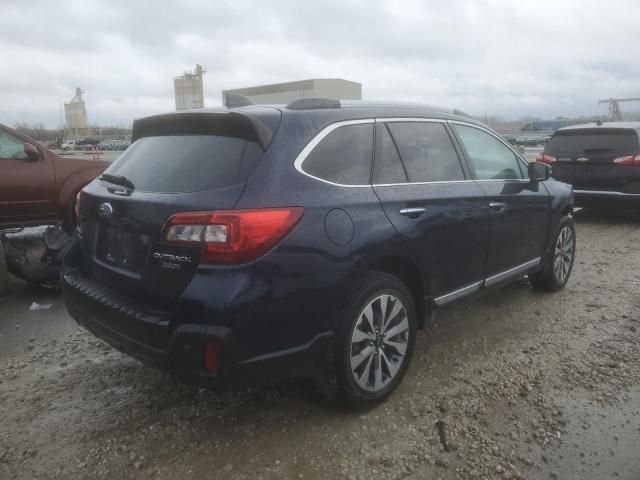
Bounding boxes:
[286,97,341,110]
[224,93,254,108]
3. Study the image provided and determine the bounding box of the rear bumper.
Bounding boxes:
[61,268,333,386]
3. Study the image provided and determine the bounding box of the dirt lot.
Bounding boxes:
[1,209,639,480]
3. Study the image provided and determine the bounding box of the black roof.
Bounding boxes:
[132,100,484,148]
[236,99,481,125]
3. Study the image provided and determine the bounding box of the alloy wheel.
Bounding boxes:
[349,294,409,392]
[553,226,574,283]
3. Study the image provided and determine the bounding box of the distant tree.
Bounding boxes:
[14,122,63,142]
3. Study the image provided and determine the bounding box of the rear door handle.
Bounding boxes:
[399,207,426,217]
[489,202,507,212]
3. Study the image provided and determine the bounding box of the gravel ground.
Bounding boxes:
[1,208,639,480]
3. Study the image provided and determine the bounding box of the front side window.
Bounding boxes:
[0,130,26,159]
[302,123,374,185]
[454,125,525,180]
[386,122,464,182]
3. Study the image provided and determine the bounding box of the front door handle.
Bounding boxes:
[399,207,426,217]
[489,201,507,212]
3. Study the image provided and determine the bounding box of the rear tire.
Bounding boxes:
[319,272,417,409]
[529,216,576,292]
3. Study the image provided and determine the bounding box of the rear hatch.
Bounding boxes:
[77,109,280,305]
[544,128,639,188]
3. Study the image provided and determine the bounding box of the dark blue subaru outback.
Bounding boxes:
[62,99,575,407]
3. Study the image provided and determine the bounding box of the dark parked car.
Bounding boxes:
[77,137,101,147]
[0,123,109,229]
[61,100,575,407]
[537,122,640,206]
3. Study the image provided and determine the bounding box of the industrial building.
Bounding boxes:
[174,64,206,110]
[222,78,361,106]
[64,87,92,139]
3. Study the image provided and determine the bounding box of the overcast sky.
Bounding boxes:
[1,0,638,128]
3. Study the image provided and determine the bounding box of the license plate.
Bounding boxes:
[575,165,591,177]
[96,226,150,274]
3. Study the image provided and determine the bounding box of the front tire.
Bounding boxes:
[529,216,576,291]
[321,272,417,408]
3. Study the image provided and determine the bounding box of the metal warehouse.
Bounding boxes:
[222,78,362,106]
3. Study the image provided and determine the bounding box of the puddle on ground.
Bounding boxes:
[527,387,640,479]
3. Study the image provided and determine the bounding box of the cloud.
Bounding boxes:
[0,0,638,127]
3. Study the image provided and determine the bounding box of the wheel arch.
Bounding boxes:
[561,202,573,217]
[366,255,430,328]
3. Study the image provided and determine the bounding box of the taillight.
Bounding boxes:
[74,191,82,220]
[613,153,640,166]
[162,207,304,265]
[536,152,557,165]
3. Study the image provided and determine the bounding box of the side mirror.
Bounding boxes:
[23,143,40,161]
[528,161,551,182]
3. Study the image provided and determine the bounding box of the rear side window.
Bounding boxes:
[546,129,639,155]
[386,122,464,182]
[373,123,408,184]
[302,123,373,185]
[453,125,524,180]
[105,135,263,193]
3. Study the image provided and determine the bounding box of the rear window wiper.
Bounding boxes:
[99,173,135,191]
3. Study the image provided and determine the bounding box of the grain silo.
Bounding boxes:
[64,87,92,139]
[174,64,206,110]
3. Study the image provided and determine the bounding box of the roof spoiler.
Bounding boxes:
[132,111,275,149]
[286,97,341,110]
[224,93,254,108]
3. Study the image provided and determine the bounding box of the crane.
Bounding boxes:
[598,97,640,121]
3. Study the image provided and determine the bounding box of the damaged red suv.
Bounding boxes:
[0,123,108,230]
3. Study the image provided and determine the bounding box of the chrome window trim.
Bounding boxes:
[375,117,447,124]
[294,117,531,188]
[448,120,531,175]
[372,179,474,187]
[375,179,530,187]
[293,119,374,188]
[483,258,541,287]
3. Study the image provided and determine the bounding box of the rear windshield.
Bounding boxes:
[104,135,263,193]
[546,129,638,155]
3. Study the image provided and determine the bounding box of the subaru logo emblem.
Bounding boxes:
[98,202,113,219]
